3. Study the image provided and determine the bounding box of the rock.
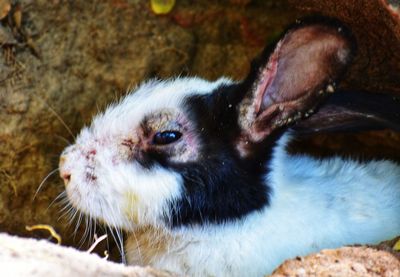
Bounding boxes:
[0,233,177,277]
[271,246,400,277]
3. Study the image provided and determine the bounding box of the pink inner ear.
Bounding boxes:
[255,25,351,117]
[253,41,281,118]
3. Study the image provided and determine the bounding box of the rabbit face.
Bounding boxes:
[59,77,234,229]
[60,18,355,231]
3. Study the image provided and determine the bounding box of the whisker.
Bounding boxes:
[32,93,76,140]
[79,217,91,246]
[58,204,74,221]
[104,227,111,254]
[73,212,83,238]
[80,213,95,248]
[108,226,126,263]
[95,101,101,114]
[58,201,73,214]
[98,206,111,253]
[54,134,72,146]
[107,204,126,263]
[77,227,86,248]
[88,215,94,245]
[116,228,126,264]
[93,218,97,240]
[67,207,79,224]
[57,196,71,208]
[107,226,120,253]
[33,168,59,200]
[46,191,67,212]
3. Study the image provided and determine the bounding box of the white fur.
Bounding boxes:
[126,133,400,276]
[91,77,231,139]
[60,77,400,276]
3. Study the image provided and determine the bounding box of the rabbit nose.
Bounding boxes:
[59,155,71,186]
[61,172,71,185]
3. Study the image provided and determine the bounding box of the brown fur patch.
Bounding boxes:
[125,225,176,266]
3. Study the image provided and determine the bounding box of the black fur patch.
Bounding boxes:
[138,16,357,227]
[293,90,400,134]
[162,84,285,227]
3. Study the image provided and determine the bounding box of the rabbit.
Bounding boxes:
[59,17,400,277]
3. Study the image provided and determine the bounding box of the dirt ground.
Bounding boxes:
[0,0,399,264]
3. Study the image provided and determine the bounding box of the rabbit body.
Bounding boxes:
[125,133,400,276]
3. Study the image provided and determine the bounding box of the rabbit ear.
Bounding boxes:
[237,18,356,148]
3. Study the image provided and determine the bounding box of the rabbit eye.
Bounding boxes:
[152,131,182,145]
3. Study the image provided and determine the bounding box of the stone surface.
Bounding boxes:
[271,246,400,277]
[0,233,177,276]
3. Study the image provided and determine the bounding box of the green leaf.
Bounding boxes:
[150,0,176,15]
[393,239,400,251]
